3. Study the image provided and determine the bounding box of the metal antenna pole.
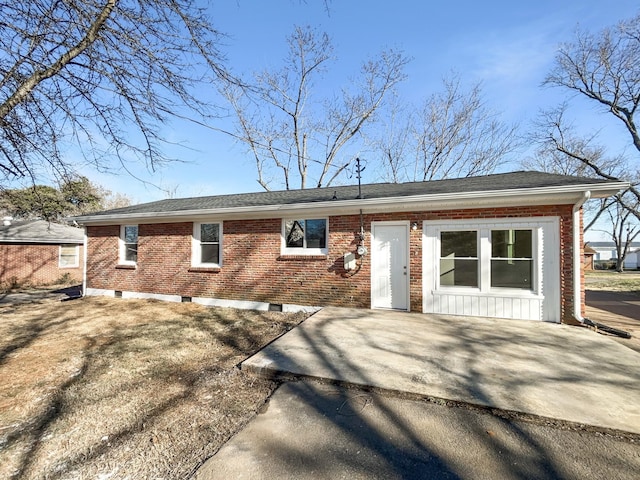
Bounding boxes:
[355,157,365,199]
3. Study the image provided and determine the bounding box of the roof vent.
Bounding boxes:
[2,217,12,226]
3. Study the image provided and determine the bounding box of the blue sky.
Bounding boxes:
[80,0,639,207]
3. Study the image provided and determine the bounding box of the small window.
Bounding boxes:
[120,225,138,264]
[193,222,222,267]
[59,244,79,268]
[283,218,327,255]
[440,230,478,287]
[491,229,533,290]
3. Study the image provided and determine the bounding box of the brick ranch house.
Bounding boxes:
[0,219,84,287]
[73,171,626,324]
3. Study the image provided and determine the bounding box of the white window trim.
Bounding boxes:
[281,218,329,256]
[192,221,223,268]
[59,244,79,268]
[438,229,480,291]
[119,224,138,265]
[426,218,542,296]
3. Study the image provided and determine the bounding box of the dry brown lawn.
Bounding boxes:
[585,270,640,295]
[0,296,308,479]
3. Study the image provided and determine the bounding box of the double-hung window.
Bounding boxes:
[193,222,222,267]
[120,225,138,265]
[282,218,328,255]
[491,229,533,289]
[59,244,79,268]
[439,230,478,287]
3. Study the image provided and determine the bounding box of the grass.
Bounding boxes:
[585,270,640,295]
[0,296,308,479]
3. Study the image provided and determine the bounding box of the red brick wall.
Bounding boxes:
[0,243,84,286]
[85,204,577,321]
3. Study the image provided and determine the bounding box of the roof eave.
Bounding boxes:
[0,238,83,244]
[73,182,629,225]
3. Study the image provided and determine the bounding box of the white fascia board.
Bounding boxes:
[75,182,629,225]
[0,238,84,244]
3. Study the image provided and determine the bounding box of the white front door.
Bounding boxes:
[371,222,409,310]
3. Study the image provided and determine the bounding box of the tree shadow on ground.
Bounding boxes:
[226,308,640,479]
[0,297,304,480]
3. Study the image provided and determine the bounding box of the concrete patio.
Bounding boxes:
[243,307,640,435]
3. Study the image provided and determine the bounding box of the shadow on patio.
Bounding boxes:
[195,307,640,479]
[243,306,640,434]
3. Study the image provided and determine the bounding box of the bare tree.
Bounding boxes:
[523,106,624,177]
[602,194,640,272]
[222,26,409,190]
[368,93,412,183]
[0,0,229,186]
[545,14,640,160]
[525,105,634,229]
[539,11,640,230]
[374,74,520,183]
[527,105,640,268]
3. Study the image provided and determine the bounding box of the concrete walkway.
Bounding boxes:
[193,382,640,480]
[243,307,640,435]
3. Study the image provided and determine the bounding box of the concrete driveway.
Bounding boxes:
[586,289,640,352]
[193,382,640,480]
[243,307,640,435]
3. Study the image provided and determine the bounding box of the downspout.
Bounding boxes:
[82,226,88,297]
[572,191,590,323]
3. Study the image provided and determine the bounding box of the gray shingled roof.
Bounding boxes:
[76,171,620,218]
[0,220,84,244]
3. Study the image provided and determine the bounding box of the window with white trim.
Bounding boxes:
[282,218,328,255]
[491,229,533,289]
[120,225,138,264]
[59,244,79,268]
[439,231,478,287]
[193,222,222,267]
[437,227,536,292]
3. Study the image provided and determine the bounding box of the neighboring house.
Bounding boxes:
[587,242,640,270]
[583,244,597,271]
[0,219,84,286]
[73,171,626,324]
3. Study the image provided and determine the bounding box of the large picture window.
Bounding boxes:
[436,226,536,292]
[193,222,222,267]
[283,218,328,255]
[440,231,478,287]
[120,225,138,264]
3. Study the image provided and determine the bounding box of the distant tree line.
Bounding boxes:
[0,176,130,222]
